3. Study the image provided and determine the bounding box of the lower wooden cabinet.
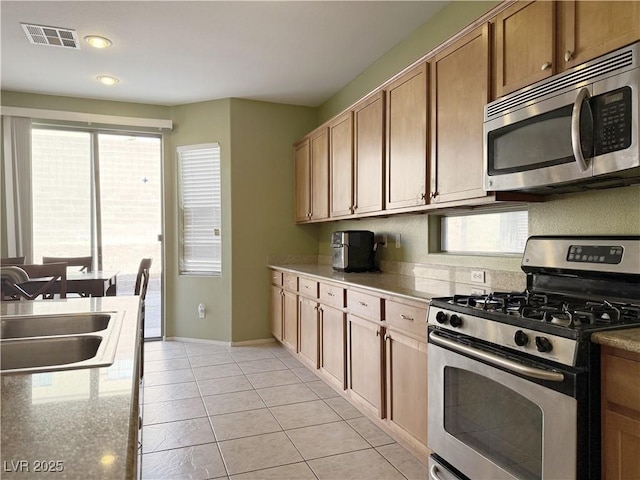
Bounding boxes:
[347,313,384,418]
[601,346,640,479]
[320,304,347,390]
[299,297,319,368]
[268,269,430,454]
[384,328,428,448]
[269,285,283,342]
[282,290,298,352]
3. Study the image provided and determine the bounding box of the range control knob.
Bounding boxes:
[514,330,529,347]
[449,314,463,328]
[535,336,553,353]
[435,311,448,324]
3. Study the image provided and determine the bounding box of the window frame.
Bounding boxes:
[432,209,529,256]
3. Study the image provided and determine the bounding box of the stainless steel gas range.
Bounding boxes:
[426,236,640,480]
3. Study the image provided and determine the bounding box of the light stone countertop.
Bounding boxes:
[268,264,471,303]
[592,328,640,354]
[1,296,141,480]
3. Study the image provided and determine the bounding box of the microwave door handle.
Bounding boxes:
[571,87,591,172]
[429,331,565,382]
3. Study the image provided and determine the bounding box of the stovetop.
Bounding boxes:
[444,291,640,331]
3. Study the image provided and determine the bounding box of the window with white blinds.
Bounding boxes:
[177,143,221,275]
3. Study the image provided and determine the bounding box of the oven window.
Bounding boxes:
[444,367,543,480]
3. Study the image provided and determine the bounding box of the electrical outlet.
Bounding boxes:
[375,234,388,248]
[395,234,401,248]
[471,270,486,283]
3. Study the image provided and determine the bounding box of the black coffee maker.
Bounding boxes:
[331,231,376,272]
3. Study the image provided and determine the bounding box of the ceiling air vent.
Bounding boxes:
[21,23,80,49]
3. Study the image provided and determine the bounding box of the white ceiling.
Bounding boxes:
[1,1,448,107]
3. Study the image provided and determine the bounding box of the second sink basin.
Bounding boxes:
[1,336,103,371]
[1,313,112,339]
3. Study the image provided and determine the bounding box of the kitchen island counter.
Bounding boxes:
[1,296,141,480]
[592,327,640,354]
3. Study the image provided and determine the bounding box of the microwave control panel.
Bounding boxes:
[593,86,632,155]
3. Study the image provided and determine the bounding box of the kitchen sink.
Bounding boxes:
[1,313,111,339]
[1,336,102,371]
[0,311,123,375]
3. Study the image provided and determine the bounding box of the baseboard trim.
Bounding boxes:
[230,338,276,347]
[164,336,230,347]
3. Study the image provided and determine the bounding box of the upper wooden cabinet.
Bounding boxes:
[329,111,354,218]
[495,0,640,98]
[495,1,556,97]
[558,0,640,69]
[295,128,329,223]
[430,24,490,205]
[385,63,428,210]
[353,92,385,215]
[294,138,311,222]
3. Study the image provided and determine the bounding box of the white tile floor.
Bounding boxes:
[142,340,429,480]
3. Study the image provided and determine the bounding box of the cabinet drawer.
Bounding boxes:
[604,352,640,413]
[298,277,318,298]
[270,270,283,286]
[283,273,298,291]
[320,282,345,308]
[384,299,428,338]
[347,289,382,320]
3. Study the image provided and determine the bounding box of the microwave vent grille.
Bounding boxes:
[486,47,636,119]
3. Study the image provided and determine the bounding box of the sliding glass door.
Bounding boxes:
[31,128,163,339]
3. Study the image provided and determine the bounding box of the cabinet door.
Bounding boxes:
[354,91,385,214]
[282,290,298,352]
[495,0,555,97]
[320,304,346,390]
[560,0,640,70]
[269,286,283,341]
[384,330,428,446]
[299,297,319,368]
[430,24,490,204]
[385,63,428,210]
[347,314,383,418]
[294,139,311,222]
[603,410,640,480]
[310,128,329,221]
[330,111,354,218]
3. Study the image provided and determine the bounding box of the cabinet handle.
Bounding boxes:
[541,62,552,71]
[430,192,438,199]
[400,315,414,322]
[420,192,427,200]
[327,292,335,297]
[564,50,573,62]
[359,301,368,307]
[376,330,380,336]
[384,333,391,341]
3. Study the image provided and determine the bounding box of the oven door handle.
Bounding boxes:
[429,331,565,382]
[571,87,591,172]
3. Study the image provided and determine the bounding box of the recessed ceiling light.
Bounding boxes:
[84,35,112,49]
[97,75,119,86]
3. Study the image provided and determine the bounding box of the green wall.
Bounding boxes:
[229,99,318,342]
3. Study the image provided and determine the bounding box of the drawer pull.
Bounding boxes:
[328,292,335,297]
[400,315,414,322]
[359,301,368,307]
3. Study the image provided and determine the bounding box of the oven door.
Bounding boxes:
[428,329,577,480]
[484,85,594,192]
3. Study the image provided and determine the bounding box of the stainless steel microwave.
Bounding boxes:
[484,41,640,193]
